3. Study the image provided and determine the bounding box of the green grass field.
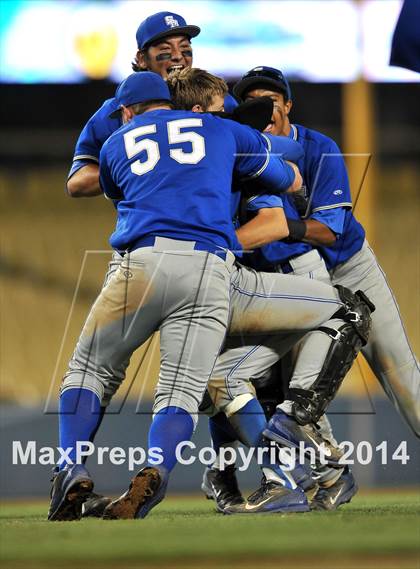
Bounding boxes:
[1,491,419,569]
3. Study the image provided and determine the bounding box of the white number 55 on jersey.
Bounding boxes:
[124,118,206,176]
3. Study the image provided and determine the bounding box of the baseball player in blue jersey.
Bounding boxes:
[48,69,374,520]
[203,66,419,513]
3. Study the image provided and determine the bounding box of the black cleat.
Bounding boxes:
[201,466,244,512]
[224,477,309,514]
[310,467,358,511]
[48,464,94,521]
[81,492,112,518]
[102,466,168,520]
[263,410,344,467]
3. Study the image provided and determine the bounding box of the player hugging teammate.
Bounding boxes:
[48,11,419,521]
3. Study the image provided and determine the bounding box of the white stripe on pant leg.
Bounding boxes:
[228,266,343,335]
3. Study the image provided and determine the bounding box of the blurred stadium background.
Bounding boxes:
[0,0,419,498]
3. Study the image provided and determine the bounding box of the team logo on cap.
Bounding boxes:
[165,15,179,28]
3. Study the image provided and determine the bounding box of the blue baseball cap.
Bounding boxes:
[233,66,292,101]
[136,12,200,50]
[109,72,171,118]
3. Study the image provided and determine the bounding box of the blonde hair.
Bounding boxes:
[167,68,228,111]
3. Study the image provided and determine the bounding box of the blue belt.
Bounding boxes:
[127,236,229,261]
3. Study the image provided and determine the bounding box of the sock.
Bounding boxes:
[88,407,106,444]
[147,406,194,473]
[229,398,296,490]
[209,412,238,453]
[209,413,238,470]
[228,398,267,447]
[81,405,106,465]
[59,388,102,469]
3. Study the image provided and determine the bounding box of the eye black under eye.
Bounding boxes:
[156,53,172,61]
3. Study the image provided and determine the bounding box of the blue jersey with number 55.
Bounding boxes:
[69,94,241,180]
[100,109,295,252]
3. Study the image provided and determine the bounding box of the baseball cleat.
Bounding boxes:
[201,466,245,512]
[310,467,358,511]
[102,466,168,520]
[263,410,343,467]
[48,464,94,521]
[81,492,112,518]
[224,477,309,514]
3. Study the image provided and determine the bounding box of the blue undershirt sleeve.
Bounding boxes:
[247,194,284,211]
[310,207,346,237]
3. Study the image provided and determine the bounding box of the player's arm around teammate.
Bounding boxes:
[236,204,289,251]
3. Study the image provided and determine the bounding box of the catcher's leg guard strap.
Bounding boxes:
[289,321,365,425]
[332,285,375,345]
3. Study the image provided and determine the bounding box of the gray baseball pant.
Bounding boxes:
[62,238,234,424]
[329,240,420,436]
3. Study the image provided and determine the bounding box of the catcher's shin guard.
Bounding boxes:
[290,286,375,425]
